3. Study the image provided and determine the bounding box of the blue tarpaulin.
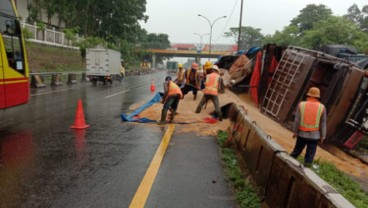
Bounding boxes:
[121,92,163,123]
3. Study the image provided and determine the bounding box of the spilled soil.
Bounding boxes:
[130,89,368,191]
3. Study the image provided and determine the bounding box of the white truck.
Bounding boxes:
[86,47,122,85]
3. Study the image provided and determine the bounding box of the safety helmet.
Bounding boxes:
[212,65,220,72]
[204,61,213,69]
[178,63,183,68]
[165,76,172,81]
[191,62,199,70]
[307,87,320,98]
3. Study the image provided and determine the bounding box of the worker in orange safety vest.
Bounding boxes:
[195,65,224,121]
[290,87,327,167]
[158,76,183,124]
[181,62,200,100]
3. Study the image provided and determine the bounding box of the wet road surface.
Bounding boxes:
[0,71,236,207]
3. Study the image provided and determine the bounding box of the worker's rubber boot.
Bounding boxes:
[169,109,176,123]
[218,112,223,121]
[195,106,201,114]
[157,109,168,125]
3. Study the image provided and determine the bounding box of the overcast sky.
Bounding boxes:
[140,0,367,45]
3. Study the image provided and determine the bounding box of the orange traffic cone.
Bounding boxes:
[70,99,90,129]
[150,80,155,92]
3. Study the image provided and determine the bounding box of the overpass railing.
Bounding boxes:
[137,42,237,53]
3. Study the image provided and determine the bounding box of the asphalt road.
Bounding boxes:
[0,71,236,208]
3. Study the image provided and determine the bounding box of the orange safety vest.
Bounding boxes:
[203,73,220,96]
[167,81,183,99]
[299,100,324,131]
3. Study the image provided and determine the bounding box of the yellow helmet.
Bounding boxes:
[204,61,213,69]
[178,63,183,68]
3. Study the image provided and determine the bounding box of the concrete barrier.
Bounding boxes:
[80,72,88,82]
[266,153,327,207]
[227,103,355,208]
[67,73,77,84]
[51,73,63,86]
[247,127,286,196]
[30,75,46,88]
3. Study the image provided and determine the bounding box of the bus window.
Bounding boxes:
[1,16,25,75]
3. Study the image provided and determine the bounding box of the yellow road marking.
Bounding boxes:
[129,124,175,208]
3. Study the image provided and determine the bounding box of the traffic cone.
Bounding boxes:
[70,99,90,129]
[150,80,155,92]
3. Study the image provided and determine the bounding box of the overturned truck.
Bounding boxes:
[257,46,367,159]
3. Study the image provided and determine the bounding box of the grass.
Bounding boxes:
[217,130,261,208]
[308,159,368,208]
[218,129,368,208]
[26,42,84,72]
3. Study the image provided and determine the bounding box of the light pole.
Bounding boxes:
[198,14,227,56]
[238,0,244,52]
[193,33,209,53]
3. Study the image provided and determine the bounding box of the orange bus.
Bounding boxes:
[0,0,29,109]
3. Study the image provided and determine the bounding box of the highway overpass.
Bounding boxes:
[145,43,238,68]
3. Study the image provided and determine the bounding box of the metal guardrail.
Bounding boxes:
[29,71,86,88]
[30,71,85,76]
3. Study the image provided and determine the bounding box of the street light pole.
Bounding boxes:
[198,14,226,56]
[193,33,209,53]
[238,0,244,52]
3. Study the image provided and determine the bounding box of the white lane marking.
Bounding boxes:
[105,89,130,98]
[31,89,70,96]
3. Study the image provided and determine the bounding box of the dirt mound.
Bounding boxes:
[137,92,231,136]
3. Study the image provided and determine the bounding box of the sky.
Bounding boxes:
[140,0,367,45]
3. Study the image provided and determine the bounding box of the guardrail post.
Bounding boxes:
[80,72,88,82]
[67,73,77,84]
[51,73,63,86]
[30,74,46,88]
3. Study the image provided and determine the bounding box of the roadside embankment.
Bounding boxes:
[26,42,84,72]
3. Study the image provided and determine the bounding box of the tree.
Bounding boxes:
[76,37,105,59]
[344,4,368,32]
[290,4,332,34]
[119,39,140,68]
[143,33,170,49]
[301,16,368,51]
[29,0,148,40]
[40,0,57,27]
[24,0,174,67]
[140,33,171,65]
[263,25,301,47]
[224,26,264,50]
